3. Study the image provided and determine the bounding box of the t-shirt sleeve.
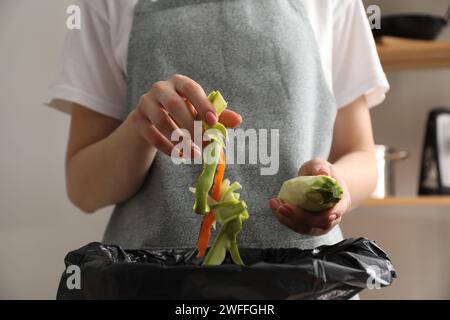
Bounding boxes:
[47,0,128,120]
[332,0,389,109]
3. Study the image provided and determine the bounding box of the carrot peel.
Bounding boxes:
[196,150,225,258]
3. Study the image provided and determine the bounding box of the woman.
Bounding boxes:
[48,0,389,250]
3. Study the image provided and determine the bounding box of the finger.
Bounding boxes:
[316,217,342,235]
[170,74,218,125]
[139,94,181,142]
[280,203,336,230]
[298,158,332,176]
[272,210,312,235]
[184,99,198,119]
[327,167,352,216]
[272,200,343,236]
[271,200,317,234]
[153,83,196,136]
[324,194,351,220]
[310,216,341,236]
[332,167,352,205]
[219,109,242,128]
[133,109,178,157]
[269,198,281,211]
[330,217,342,229]
[138,95,200,158]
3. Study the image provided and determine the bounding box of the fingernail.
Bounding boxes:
[205,111,218,125]
[329,215,337,221]
[278,206,293,217]
[269,198,280,210]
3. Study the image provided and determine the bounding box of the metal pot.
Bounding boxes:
[372,145,409,199]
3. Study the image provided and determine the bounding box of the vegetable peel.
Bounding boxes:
[190,91,249,266]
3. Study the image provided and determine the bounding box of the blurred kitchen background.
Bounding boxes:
[1,0,450,299]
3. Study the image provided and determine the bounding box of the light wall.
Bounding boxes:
[347,0,450,299]
[0,0,111,299]
[0,0,449,299]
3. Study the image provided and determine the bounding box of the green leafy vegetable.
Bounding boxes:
[192,144,220,215]
[277,175,343,212]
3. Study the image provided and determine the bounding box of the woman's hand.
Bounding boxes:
[129,74,242,158]
[269,158,352,236]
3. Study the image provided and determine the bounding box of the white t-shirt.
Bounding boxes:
[48,0,389,121]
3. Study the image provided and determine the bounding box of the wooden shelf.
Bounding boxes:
[362,196,450,207]
[377,36,450,71]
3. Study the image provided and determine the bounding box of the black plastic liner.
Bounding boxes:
[57,237,396,300]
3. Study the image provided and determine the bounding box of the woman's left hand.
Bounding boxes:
[269,158,352,236]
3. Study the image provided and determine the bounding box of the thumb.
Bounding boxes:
[298,158,331,176]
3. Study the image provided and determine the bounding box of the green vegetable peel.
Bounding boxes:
[190,91,249,266]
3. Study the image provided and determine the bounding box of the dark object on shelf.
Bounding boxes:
[419,108,450,195]
[56,237,396,300]
[373,14,448,40]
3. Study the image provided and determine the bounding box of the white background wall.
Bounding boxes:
[0,0,449,299]
[0,0,111,299]
[350,0,450,299]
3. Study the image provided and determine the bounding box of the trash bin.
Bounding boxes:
[57,237,396,300]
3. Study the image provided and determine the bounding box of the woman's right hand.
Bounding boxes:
[129,74,242,158]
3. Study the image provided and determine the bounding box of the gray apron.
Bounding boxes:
[103,0,344,249]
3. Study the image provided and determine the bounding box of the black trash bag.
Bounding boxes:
[57,237,396,300]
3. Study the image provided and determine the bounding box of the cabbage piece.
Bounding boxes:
[203,91,228,144]
[208,90,228,115]
[211,201,247,225]
[204,123,228,148]
[278,175,343,213]
[203,217,245,266]
[203,179,249,266]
